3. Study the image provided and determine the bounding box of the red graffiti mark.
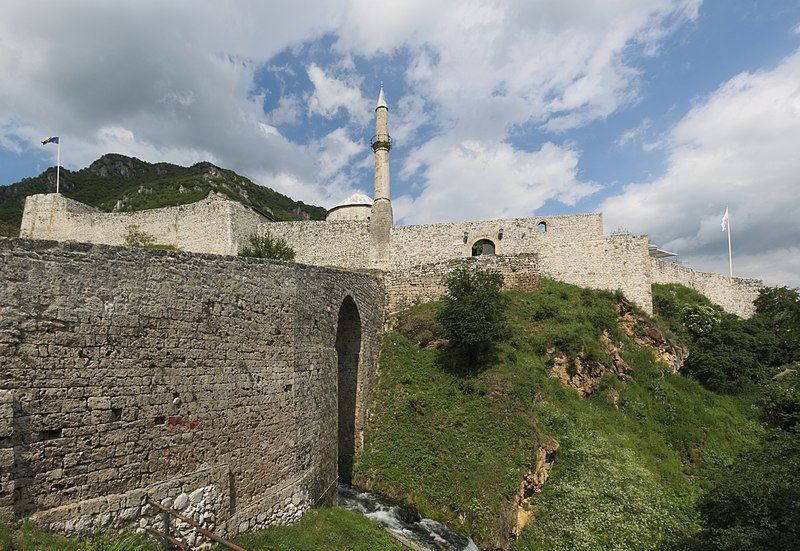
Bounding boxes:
[166,416,201,430]
[151,448,199,474]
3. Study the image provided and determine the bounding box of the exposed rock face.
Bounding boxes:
[548,331,631,397]
[549,298,689,396]
[513,436,559,540]
[617,297,688,373]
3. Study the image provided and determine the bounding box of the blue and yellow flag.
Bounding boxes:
[41,136,59,145]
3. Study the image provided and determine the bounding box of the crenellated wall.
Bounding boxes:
[20,193,267,256]
[650,258,762,318]
[0,238,384,538]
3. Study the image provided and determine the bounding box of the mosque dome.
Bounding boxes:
[325,191,373,221]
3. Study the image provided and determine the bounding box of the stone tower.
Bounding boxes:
[369,84,393,269]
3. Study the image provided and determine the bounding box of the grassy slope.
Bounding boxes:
[0,154,326,236]
[355,279,761,550]
[0,522,157,551]
[226,508,402,551]
[1,509,399,551]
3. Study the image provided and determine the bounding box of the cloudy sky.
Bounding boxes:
[1,0,799,286]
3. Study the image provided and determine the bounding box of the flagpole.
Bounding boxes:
[56,140,61,194]
[726,208,733,280]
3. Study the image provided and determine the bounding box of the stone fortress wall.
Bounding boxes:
[650,258,762,318]
[385,254,540,314]
[0,238,385,538]
[19,193,763,317]
[267,213,654,313]
[20,192,267,256]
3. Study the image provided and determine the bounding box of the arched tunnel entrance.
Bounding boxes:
[335,296,361,483]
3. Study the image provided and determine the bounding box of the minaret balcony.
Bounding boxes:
[370,133,392,151]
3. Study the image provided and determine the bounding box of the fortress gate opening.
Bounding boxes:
[335,295,361,483]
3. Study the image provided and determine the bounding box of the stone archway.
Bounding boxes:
[335,295,361,483]
[471,238,496,256]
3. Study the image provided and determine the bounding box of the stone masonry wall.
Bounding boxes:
[265,220,372,269]
[538,235,654,315]
[385,254,540,314]
[20,193,267,256]
[0,238,384,539]
[650,258,762,317]
[390,214,603,269]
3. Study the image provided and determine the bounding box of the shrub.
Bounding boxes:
[682,304,721,337]
[692,430,800,550]
[436,267,510,366]
[123,224,155,248]
[238,232,295,261]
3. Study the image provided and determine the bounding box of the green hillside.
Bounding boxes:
[354,280,765,550]
[0,154,327,236]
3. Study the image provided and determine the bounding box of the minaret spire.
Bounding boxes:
[369,84,393,269]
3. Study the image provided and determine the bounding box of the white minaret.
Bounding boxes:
[370,84,393,269]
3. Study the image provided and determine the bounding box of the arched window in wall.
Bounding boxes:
[537,221,547,233]
[471,239,496,256]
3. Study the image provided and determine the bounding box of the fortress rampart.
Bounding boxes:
[650,258,761,318]
[18,193,763,317]
[20,193,266,256]
[0,238,384,537]
[385,254,540,314]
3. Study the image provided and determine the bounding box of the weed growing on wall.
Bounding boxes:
[238,232,296,261]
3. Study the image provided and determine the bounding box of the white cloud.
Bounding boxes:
[307,64,371,125]
[395,140,599,224]
[338,0,700,137]
[0,0,700,223]
[601,49,800,287]
[617,118,652,147]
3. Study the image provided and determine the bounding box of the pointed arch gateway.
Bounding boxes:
[335,295,361,483]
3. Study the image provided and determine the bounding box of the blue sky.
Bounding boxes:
[1,1,799,285]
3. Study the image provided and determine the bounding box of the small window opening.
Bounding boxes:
[537,221,547,233]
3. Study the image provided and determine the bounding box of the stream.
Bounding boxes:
[338,484,480,551]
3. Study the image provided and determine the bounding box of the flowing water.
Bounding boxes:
[338,484,480,551]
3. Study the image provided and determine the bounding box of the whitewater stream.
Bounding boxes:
[338,484,480,551]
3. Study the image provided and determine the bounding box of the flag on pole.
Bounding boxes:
[42,136,62,194]
[721,208,729,231]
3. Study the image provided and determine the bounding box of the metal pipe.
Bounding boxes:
[146,497,248,551]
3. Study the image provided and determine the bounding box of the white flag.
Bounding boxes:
[721,208,729,231]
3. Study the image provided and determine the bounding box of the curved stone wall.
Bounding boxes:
[0,238,384,538]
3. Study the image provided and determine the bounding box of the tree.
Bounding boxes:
[238,232,295,261]
[436,267,510,366]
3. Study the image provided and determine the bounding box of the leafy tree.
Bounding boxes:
[692,429,800,551]
[754,286,800,365]
[436,267,510,366]
[683,316,779,393]
[238,232,296,261]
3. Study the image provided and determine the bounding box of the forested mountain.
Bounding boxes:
[0,154,327,236]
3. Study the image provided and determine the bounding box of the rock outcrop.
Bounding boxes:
[513,436,559,540]
[549,298,689,396]
[548,331,631,397]
[617,297,688,373]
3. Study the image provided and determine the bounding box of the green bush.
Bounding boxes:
[436,267,510,366]
[238,232,295,261]
[682,304,721,336]
[691,430,800,551]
